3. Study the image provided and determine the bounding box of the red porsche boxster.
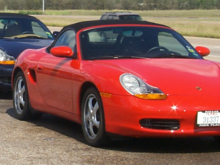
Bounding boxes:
[12,20,220,146]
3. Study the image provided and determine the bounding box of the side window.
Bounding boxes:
[101,15,108,20]
[88,29,119,43]
[31,21,48,38]
[158,32,188,56]
[0,19,5,30]
[107,15,113,20]
[112,16,118,20]
[53,30,76,51]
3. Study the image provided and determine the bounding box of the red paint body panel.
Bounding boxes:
[51,46,73,57]
[12,24,220,138]
[196,46,210,56]
[103,94,220,137]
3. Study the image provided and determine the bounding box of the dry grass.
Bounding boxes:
[7,9,220,17]
[42,9,220,18]
[146,17,220,38]
[35,15,220,38]
[36,16,94,27]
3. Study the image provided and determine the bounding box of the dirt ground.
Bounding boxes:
[0,92,220,165]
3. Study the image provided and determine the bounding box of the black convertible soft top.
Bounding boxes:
[0,13,37,19]
[61,20,170,32]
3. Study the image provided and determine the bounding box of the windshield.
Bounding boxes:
[80,26,203,60]
[0,17,54,39]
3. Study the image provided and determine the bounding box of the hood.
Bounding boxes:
[0,38,53,59]
[91,58,220,96]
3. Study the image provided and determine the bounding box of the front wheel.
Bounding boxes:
[81,87,108,147]
[13,71,41,120]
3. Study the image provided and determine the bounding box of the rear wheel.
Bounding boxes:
[13,71,41,120]
[81,87,108,147]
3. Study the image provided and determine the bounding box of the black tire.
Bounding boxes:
[13,71,41,120]
[81,87,108,147]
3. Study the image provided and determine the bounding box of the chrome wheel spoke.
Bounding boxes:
[20,98,25,107]
[17,95,21,106]
[15,91,19,100]
[92,102,99,116]
[20,86,25,95]
[18,80,21,90]
[85,112,91,121]
[88,121,96,138]
[88,97,94,112]
[93,119,100,129]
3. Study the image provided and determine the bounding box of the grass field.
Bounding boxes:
[41,9,220,18]
[4,10,220,38]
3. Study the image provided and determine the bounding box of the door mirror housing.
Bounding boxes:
[195,46,210,56]
[53,31,60,38]
[50,46,74,57]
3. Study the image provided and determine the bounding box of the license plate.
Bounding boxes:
[197,111,220,127]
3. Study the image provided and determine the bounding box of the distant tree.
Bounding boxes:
[216,0,220,9]
[28,0,41,10]
[96,0,107,10]
[106,0,116,10]
[1,0,219,10]
[0,0,5,10]
[121,0,134,10]
[67,0,82,9]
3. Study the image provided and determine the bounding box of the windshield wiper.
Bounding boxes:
[88,56,115,60]
[151,54,197,59]
[88,55,145,60]
[114,55,146,59]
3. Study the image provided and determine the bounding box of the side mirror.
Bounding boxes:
[195,46,210,56]
[50,46,73,57]
[53,31,60,38]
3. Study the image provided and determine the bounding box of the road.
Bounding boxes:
[184,36,220,61]
[0,30,220,164]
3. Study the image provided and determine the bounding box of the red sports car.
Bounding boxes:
[12,20,220,146]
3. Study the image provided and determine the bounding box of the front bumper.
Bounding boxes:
[0,64,14,91]
[102,94,220,138]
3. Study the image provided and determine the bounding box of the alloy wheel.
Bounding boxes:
[83,94,100,140]
[14,76,26,114]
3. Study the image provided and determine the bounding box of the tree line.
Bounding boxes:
[1,0,220,10]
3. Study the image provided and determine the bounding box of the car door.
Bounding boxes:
[37,30,76,113]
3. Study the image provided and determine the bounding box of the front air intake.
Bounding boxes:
[140,119,180,130]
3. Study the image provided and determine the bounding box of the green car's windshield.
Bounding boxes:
[80,26,202,60]
[0,18,54,39]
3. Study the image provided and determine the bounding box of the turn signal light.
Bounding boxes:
[134,93,167,100]
[0,61,15,65]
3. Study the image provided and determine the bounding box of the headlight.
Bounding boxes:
[120,73,167,100]
[0,49,15,65]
